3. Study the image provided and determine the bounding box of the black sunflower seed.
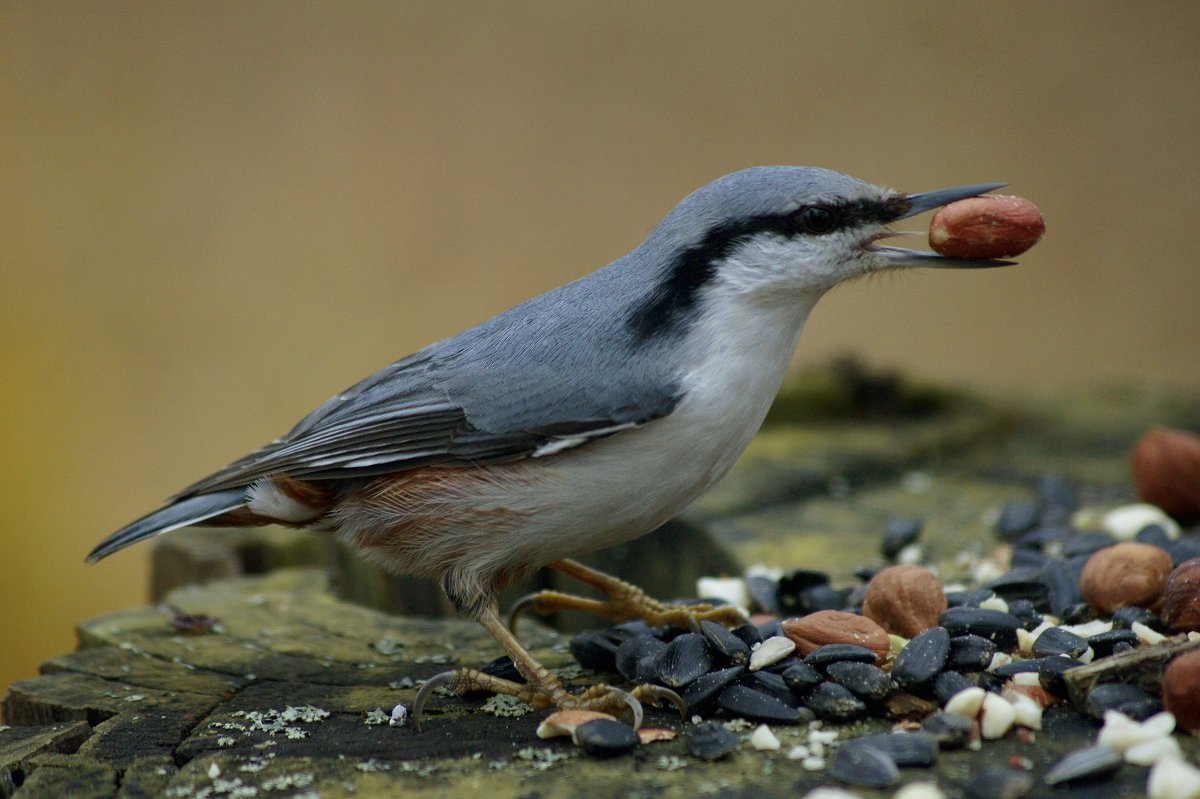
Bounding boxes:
[569,631,619,673]
[967,768,1034,799]
[1061,531,1118,559]
[1086,629,1140,658]
[1005,599,1044,630]
[717,684,810,723]
[1044,745,1123,785]
[852,731,938,767]
[680,666,744,714]
[947,634,996,672]
[996,500,1041,541]
[802,681,866,721]
[730,622,764,649]
[983,568,1050,607]
[1111,605,1166,632]
[805,644,878,671]
[827,742,899,788]
[781,662,823,696]
[740,670,802,707]
[881,518,923,559]
[744,574,781,615]
[1036,656,1085,697]
[892,626,950,690]
[825,661,894,702]
[574,718,638,757]
[655,632,713,688]
[1032,626,1089,658]
[932,670,974,705]
[615,635,665,683]
[921,710,975,748]
[1084,682,1161,720]
[939,607,1022,649]
[1042,556,1088,617]
[686,720,739,761]
[699,620,751,666]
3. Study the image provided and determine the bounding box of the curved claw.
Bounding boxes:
[506,592,541,634]
[633,684,688,719]
[612,688,644,731]
[412,670,458,732]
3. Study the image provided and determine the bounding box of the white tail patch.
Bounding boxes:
[246,478,321,523]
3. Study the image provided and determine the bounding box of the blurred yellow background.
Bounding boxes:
[2,2,1198,694]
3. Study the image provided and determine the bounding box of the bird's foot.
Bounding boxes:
[508,558,749,632]
[411,667,684,731]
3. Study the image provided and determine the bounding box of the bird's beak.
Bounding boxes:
[871,182,1013,269]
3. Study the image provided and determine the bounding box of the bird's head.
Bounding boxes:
[627,166,1009,341]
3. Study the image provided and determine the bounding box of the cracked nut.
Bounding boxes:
[781,609,890,661]
[1080,541,1173,615]
[929,195,1045,259]
[1162,648,1200,733]
[1132,427,1200,525]
[1162,558,1200,633]
[861,564,947,638]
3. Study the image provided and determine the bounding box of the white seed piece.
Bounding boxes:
[750,724,781,751]
[389,703,408,726]
[787,744,810,760]
[1011,672,1042,687]
[1148,756,1200,799]
[1004,690,1043,730]
[809,728,840,746]
[1132,622,1168,646]
[801,789,859,799]
[749,636,796,671]
[986,652,1013,672]
[980,692,1016,739]
[1098,711,1176,752]
[696,577,750,612]
[1102,504,1180,541]
[1059,619,1112,638]
[945,686,987,718]
[893,782,948,799]
[1016,628,1036,654]
[207,762,221,779]
[745,564,783,582]
[898,543,924,564]
[1141,712,1177,738]
[1125,736,1182,766]
[972,560,1005,584]
[801,756,827,771]
[1077,647,1095,664]
[980,595,1009,613]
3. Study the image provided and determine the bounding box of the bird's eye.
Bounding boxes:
[797,206,837,235]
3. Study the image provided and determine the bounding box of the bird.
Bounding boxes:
[88,166,1012,728]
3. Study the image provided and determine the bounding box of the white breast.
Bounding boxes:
[506,277,822,567]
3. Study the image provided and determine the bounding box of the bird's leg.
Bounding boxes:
[507,558,749,633]
[412,599,681,730]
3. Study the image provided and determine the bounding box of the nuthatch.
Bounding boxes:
[90,167,1011,728]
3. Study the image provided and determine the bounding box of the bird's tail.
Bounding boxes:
[86,487,247,563]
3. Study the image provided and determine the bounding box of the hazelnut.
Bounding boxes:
[781,609,890,661]
[1080,542,1173,614]
[1132,427,1200,524]
[1162,648,1200,733]
[1162,558,1200,632]
[929,195,1045,259]
[861,564,947,638]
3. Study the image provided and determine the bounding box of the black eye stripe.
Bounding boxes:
[792,195,912,235]
[625,193,913,343]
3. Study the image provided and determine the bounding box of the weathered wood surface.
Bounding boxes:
[4,367,1200,798]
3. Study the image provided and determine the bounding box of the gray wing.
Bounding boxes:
[173,267,682,499]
